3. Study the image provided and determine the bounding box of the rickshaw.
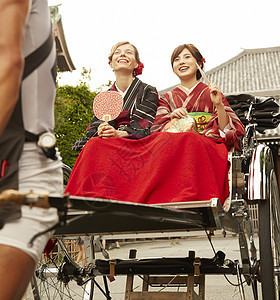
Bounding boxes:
[7,94,279,299]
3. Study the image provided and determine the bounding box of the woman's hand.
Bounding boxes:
[97,123,128,138]
[98,123,117,138]
[209,83,223,108]
[209,83,228,131]
[170,107,187,119]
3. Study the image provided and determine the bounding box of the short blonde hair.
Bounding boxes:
[108,41,140,64]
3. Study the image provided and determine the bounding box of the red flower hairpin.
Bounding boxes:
[202,57,206,63]
[133,62,144,76]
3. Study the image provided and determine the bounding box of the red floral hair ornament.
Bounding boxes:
[133,62,144,76]
[202,57,206,63]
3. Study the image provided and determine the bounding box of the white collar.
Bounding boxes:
[115,83,130,97]
[179,82,199,94]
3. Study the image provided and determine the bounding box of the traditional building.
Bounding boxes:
[206,46,280,99]
[49,5,75,72]
[204,47,280,140]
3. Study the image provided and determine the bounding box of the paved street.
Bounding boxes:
[91,232,260,299]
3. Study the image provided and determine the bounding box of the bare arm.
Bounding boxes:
[0,0,30,135]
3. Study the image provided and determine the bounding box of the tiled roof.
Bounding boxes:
[206,46,280,97]
[208,47,280,139]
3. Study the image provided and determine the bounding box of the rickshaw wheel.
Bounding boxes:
[258,170,280,299]
[62,163,72,190]
[27,164,95,299]
[28,237,94,300]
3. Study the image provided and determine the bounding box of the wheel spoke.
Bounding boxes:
[258,170,280,299]
[30,237,94,299]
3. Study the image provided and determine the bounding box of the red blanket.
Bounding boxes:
[65,132,229,205]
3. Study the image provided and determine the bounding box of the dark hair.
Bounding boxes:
[171,44,204,80]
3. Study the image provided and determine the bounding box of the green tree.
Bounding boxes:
[54,69,111,168]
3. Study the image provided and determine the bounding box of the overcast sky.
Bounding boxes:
[48,0,280,92]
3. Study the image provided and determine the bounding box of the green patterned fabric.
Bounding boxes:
[187,112,212,132]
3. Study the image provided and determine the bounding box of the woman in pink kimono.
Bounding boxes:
[151,44,245,148]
